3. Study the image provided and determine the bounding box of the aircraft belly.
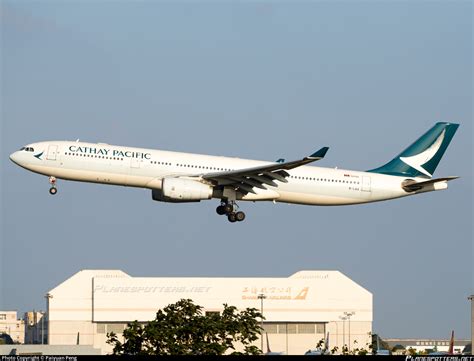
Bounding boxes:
[276,190,367,205]
[273,177,410,206]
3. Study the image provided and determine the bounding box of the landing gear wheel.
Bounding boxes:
[48,176,57,195]
[235,211,246,222]
[216,205,226,215]
[227,213,237,223]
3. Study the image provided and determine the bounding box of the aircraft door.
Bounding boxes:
[46,145,58,161]
[362,176,371,192]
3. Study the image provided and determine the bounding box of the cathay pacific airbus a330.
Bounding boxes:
[10,122,459,223]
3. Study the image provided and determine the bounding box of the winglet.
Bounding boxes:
[309,147,329,159]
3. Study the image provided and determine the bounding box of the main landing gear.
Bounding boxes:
[216,200,246,223]
[48,176,58,195]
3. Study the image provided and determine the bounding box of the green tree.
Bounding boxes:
[107,298,263,355]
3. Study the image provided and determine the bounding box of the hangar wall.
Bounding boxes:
[47,270,372,354]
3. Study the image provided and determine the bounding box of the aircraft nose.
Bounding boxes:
[9,151,19,164]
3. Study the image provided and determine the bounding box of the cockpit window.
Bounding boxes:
[23,147,35,152]
[20,147,26,151]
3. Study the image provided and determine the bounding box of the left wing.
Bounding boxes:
[200,147,329,194]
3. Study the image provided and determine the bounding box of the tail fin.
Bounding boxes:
[368,122,459,178]
[324,331,330,353]
[266,332,271,354]
[448,330,454,354]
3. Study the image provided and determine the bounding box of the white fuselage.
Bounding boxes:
[10,141,440,206]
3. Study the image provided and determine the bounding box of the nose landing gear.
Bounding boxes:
[49,176,58,195]
[216,200,246,223]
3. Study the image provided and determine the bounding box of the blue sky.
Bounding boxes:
[1,1,472,339]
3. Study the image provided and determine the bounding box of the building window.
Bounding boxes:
[0,314,6,320]
[97,323,126,335]
[262,322,325,334]
[297,323,315,334]
[316,323,325,334]
[263,324,278,334]
[97,324,106,334]
[287,324,297,334]
[109,324,126,334]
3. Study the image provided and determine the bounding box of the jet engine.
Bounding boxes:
[152,178,213,202]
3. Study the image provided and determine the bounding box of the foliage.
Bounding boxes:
[0,333,13,345]
[339,334,374,355]
[107,298,263,355]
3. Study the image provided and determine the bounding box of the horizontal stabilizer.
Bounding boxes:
[402,176,459,192]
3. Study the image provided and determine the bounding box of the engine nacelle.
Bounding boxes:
[157,178,213,202]
[151,189,199,203]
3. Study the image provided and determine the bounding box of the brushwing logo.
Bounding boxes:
[399,129,445,178]
[34,151,44,160]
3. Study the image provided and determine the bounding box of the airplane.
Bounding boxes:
[374,334,391,355]
[9,122,459,223]
[429,330,456,355]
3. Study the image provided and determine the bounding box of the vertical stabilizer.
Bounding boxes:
[324,331,330,353]
[448,330,454,354]
[266,332,271,354]
[368,122,459,178]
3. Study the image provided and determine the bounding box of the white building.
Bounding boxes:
[46,269,372,354]
[0,311,25,344]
